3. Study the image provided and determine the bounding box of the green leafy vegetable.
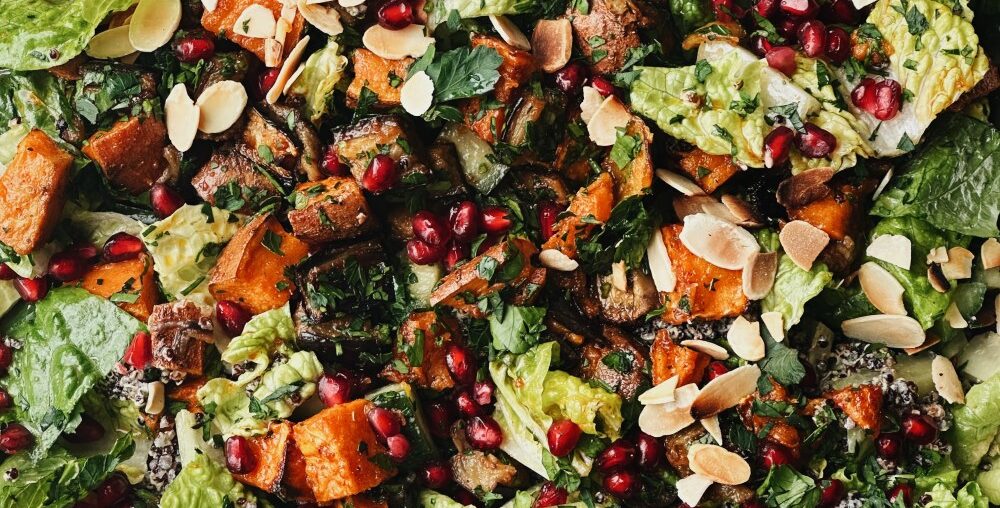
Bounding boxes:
[577,196,655,273]
[762,249,832,329]
[951,372,1000,474]
[288,39,348,124]
[160,453,256,508]
[421,46,503,104]
[757,465,821,507]
[221,305,296,384]
[489,305,547,353]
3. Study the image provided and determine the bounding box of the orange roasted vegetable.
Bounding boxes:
[235,421,294,493]
[80,253,158,321]
[602,118,653,199]
[461,97,507,144]
[382,311,460,390]
[429,238,537,316]
[676,148,741,194]
[82,116,168,195]
[650,329,709,386]
[201,0,305,64]
[347,49,413,109]
[542,172,615,257]
[470,35,535,103]
[658,224,748,324]
[826,384,883,431]
[287,177,375,245]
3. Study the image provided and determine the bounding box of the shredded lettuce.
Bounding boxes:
[763,253,832,329]
[160,453,255,508]
[925,482,991,507]
[0,280,18,318]
[288,39,348,125]
[221,304,296,385]
[951,373,1000,474]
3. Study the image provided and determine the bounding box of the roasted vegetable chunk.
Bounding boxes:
[602,118,654,198]
[332,115,430,188]
[0,130,73,255]
[676,148,741,194]
[461,97,507,145]
[347,49,413,108]
[737,378,802,455]
[288,177,374,245]
[543,173,615,257]
[241,107,300,170]
[191,146,283,213]
[235,421,293,493]
[148,300,214,376]
[570,0,660,74]
[381,312,460,391]
[429,238,538,316]
[81,253,158,321]
[650,329,709,386]
[825,384,883,431]
[658,224,748,323]
[579,325,648,399]
[201,0,305,64]
[470,35,535,103]
[82,116,168,195]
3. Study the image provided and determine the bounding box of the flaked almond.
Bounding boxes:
[196,80,248,134]
[266,35,311,104]
[165,84,199,152]
[264,38,283,67]
[742,251,777,300]
[532,18,572,72]
[610,261,627,292]
[673,195,716,220]
[87,25,136,59]
[927,246,949,264]
[587,96,631,146]
[638,375,678,405]
[676,474,714,507]
[779,220,829,271]
[690,364,761,419]
[982,239,1000,270]
[400,70,434,116]
[903,336,940,355]
[275,18,291,47]
[362,24,434,60]
[202,0,218,11]
[298,0,344,35]
[866,234,911,269]
[931,355,965,404]
[580,86,603,123]
[726,316,764,361]
[233,4,277,38]
[700,199,741,224]
[872,168,894,200]
[761,311,784,341]
[282,64,305,94]
[146,381,165,414]
[539,249,579,272]
[928,264,951,293]
[129,0,181,52]
[688,444,751,485]
[680,340,729,360]
[996,293,1000,333]
[945,302,968,329]
[489,15,530,50]
[339,0,366,6]
[841,314,925,348]
[720,194,763,227]
[858,262,906,315]
[656,169,706,196]
[280,3,297,21]
[775,167,834,208]
[700,416,722,444]
[679,213,759,270]
[941,247,974,280]
[638,383,699,437]
[648,227,676,292]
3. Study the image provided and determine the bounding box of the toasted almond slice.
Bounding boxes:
[532,18,572,72]
[638,384,699,437]
[858,262,906,315]
[587,96,631,146]
[400,70,434,116]
[680,340,729,360]
[679,213,759,271]
[688,444,751,485]
[700,199,741,224]
[648,227,676,293]
[165,84,199,152]
[282,64,305,94]
[982,239,1000,270]
[727,316,764,361]
[339,0,366,5]
[927,246,949,264]
[672,195,716,221]
[690,364,761,419]
[539,249,579,272]
[638,375,679,405]
[872,168,894,200]
[676,474,714,507]
[701,416,722,444]
[720,194,763,227]
[202,0,218,11]
[841,314,925,348]
[489,15,530,50]
[280,4,297,21]
[298,0,344,35]
[903,336,940,355]
[580,86,603,123]
[363,24,434,60]
[761,311,784,341]
[146,381,165,414]
[275,18,291,47]
[932,355,965,404]
[656,169,706,196]
[866,234,911,269]
[196,80,248,134]
[610,261,628,292]
[779,220,830,271]
[742,251,777,300]
[87,25,137,59]
[129,0,181,52]
[776,166,835,208]
[996,293,1000,333]
[942,247,974,280]
[233,4,277,38]
[928,263,951,293]
[266,35,310,104]
[945,302,968,329]
[264,38,283,67]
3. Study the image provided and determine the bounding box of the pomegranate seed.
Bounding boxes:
[443,242,469,271]
[175,36,214,62]
[480,206,512,235]
[216,300,252,336]
[425,401,456,438]
[0,264,14,280]
[257,68,280,98]
[453,490,478,506]
[547,420,583,457]
[797,122,837,158]
[473,380,495,406]
[378,0,414,30]
[368,407,403,439]
[362,154,398,194]
[0,388,11,411]
[14,277,48,303]
[820,479,845,507]
[765,46,798,76]
[406,239,445,265]
[706,361,730,381]
[94,473,131,506]
[103,233,144,262]
[538,202,562,241]
[534,482,569,508]
[764,126,796,168]
[67,244,100,263]
[449,201,480,242]
[590,76,615,97]
[754,0,778,18]
[122,331,152,370]
[465,416,503,450]
[871,79,902,121]
[901,414,937,445]
[421,461,452,489]
[603,469,638,498]
[825,27,851,64]
[889,483,913,506]
[797,20,826,58]
[777,18,801,42]
[412,211,451,246]
[445,344,476,385]
[596,438,636,472]
[0,342,13,372]
[750,35,774,57]
[851,77,877,111]
[712,0,744,20]
[0,423,34,453]
[822,0,859,24]
[455,389,482,417]
[149,183,185,219]
[318,372,354,407]
[386,434,411,460]
[553,62,589,94]
[636,432,663,468]
[47,252,85,282]
[225,435,257,474]
[321,145,348,176]
[64,414,106,443]
[876,432,902,459]
[760,442,793,468]
[780,0,818,17]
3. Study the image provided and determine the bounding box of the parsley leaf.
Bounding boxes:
[261,229,285,256]
[759,325,806,385]
[609,130,642,169]
[489,305,546,354]
[423,46,503,104]
[757,465,821,507]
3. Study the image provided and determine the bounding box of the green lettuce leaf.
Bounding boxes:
[429,0,538,25]
[0,71,80,144]
[763,253,832,329]
[221,304,296,385]
[0,122,28,172]
[925,482,990,508]
[951,373,1000,473]
[288,39,348,125]
[489,305,546,354]
[0,280,18,319]
[63,205,145,247]
[420,490,475,508]
[160,453,255,508]
[250,350,323,418]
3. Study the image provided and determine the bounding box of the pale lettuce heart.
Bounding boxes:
[760,65,822,126]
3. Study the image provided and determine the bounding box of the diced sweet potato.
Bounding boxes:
[347,49,413,109]
[602,118,653,199]
[80,253,158,321]
[676,148,741,194]
[148,300,214,376]
[209,214,309,315]
[283,441,314,502]
[787,183,867,242]
[429,238,538,316]
[650,329,709,386]
[542,172,615,257]
[167,378,206,413]
[236,421,293,493]
[737,379,801,456]
[381,311,459,391]
[470,35,535,103]
[825,384,883,431]
[201,0,305,64]
[292,400,396,503]
[461,97,507,145]
[82,116,167,195]
[658,224,748,324]
[0,130,74,255]
[287,177,374,245]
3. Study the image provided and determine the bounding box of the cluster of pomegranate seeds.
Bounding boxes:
[751,0,862,65]
[362,154,399,194]
[215,300,253,336]
[377,0,414,30]
[465,415,503,450]
[225,435,257,474]
[534,482,569,508]
[368,407,411,461]
[321,145,350,176]
[317,371,355,407]
[546,419,583,457]
[851,77,903,120]
[819,479,846,507]
[0,422,34,454]
[150,183,186,219]
[122,331,152,371]
[174,34,215,62]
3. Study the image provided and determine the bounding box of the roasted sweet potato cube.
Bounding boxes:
[737,379,801,456]
[470,35,535,103]
[429,238,538,316]
[284,440,314,502]
[658,224,748,324]
[80,253,158,321]
[209,214,309,315]
[82,116,167,195]
[332,115,429,187]
[347,49,413,109]
[0,130,73,255]
[167,378,206,413]
[381,311,459,391]
[676,148,741,194]
[148,300,214,376]
[570,0,661,74]
[461,97,507,144]
[201,0,305,64]
[650,329,709,386]
[787,183,867,242]
[293,400,396,503]
[602,118,653,199]
[241,108,299,169]
[542,173,615,257]
[288,177,374,245]
[825,384,883,431]
[235,421,293,493]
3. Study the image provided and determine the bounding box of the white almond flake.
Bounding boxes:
[165,84,200,152]
[129,0,182,52]
[280,4,297,21]
[647,227,676,292]
[945,302,968,329]
[275,18,291,47]
[727,316,764,361]
[145,381,165,414]
[202,0,218,11]
[761,311,784,342]
[266,35,311,104]
[858,262,907,315]
[587,96,631,146]
[700,200,741,224]
[656,169,706,196]
[931,355,965,404]
[872,168,894,200]
[676,474,714,507]
[701,416,722,444]
[580,86,603,123]
[233,4,277,39]
[720,194,762,227]
[489,15,531,50]
[742,251,777,300]
[688,444,751,485]
[87,25,136,59]
[927,246,949,264]
[196,80,248,134]
[673,195,717,221]
[362,24,434,60]
[841,314,925,348]
[941,247,974,280]
[400,71,435,116]
[339,0,366,6]
[982,239,1000,270]
[532,18,572,72]
[680,340,729,360]
[298,0,344,35]
[264,38,283,67]
[282,64,306,94]
[866,234,911,269]
[690,364,761,419]
[610,261,627,292]
[679,213,759,270]
[638,384,699,437]
[779,220,830,271]
[538,249,579,272]
[638,375,678,405]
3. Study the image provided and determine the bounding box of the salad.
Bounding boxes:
[0,0,999,506]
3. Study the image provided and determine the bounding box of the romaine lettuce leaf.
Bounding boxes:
[925,482,991,508]
[0,122,28,172]
[763,254,832,329]
[160,453,255,508]
[0,280,18,318]
[221,304,296,385]
[288,40,348,125]
[428,0,537,25]
[420,490,475,508]
[63,205,145,247]
[789,109,871,173]
[0,71,81,145]
[951,373,1000,473]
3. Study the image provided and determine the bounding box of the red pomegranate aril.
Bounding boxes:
[426,401,456,437]
[851,77,878,111]
[386,434,411,460]
[871,79,902,121]
[443,242,469,271]
[103,233,144,262]
[14,277,48,303]
[257,68,280,98]
[175,36,215,62]
[712,0,744,21]
[760,442,793,468]
[412,211,451,246]
[901,414,937,445]
[446,344,476,385]
[455,389,482,417]
[321,145,349,176]
[95,473,131,506]
[480,206,513,235]
[0,342,12,372]
[421,461,452,489]
[449,201,480,242]
[225,435,257,474]
[754,0,778,18]
[876,432,902,459]
[122,331,152,370]
[750,35,774,57]
[0,388,11,411]
[0,423,34,453]
[466,416,503,450]
[636,432,663,468]
[603,469,638,498]
[706,360,731,381]
[888,483,913,506]
[553,62,589,94]
[318,372,354,407]
[216,300,252,336]
[797,20,826,58]
[473,380,495,406]
[368,407,403,439]
[0,264,14,280]
[797,122,837,158]
[538,202,561,241]
[766,46,798,76]
[407,239,445,265]
[777,18,801,42]
[534,482,569,508]
[822,0,859,24]
[64,414,106,444]
[590,76,616,97]
[547,419,583,457]
[780,0,818,17]
[150,183,185,219]
[362,154,398,194]
[68,243,100,263]
[378,0,414,30]
[596,438,637,472]
[764,126,796,168]
[48,252,85,282]
[453,490,478,505]
[825,27,851,64]
[819,479,845,507]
